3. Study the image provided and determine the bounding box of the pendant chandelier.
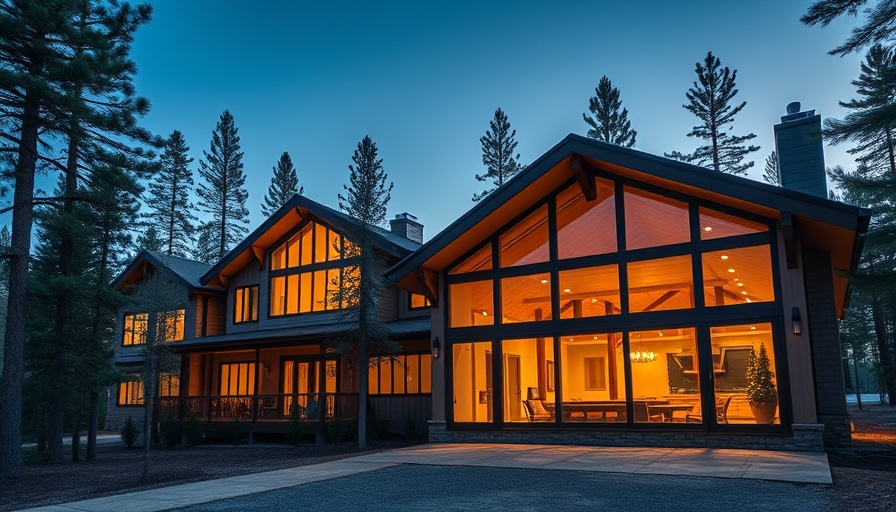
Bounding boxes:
[630,334,656,364]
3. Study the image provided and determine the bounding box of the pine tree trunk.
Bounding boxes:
[71,408,81,462]
[0,62,43,477]
[87,391,98,461]
[47,394,65,463]
[871,293,896,404]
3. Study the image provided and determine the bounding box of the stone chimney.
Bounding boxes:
[389,213,423,244]
[773,102,827,197]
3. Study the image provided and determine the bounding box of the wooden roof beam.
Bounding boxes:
[570,153,597,201]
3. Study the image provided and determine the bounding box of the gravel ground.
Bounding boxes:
[1,403,894,512]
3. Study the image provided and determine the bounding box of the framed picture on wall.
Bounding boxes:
[546,360,555,392]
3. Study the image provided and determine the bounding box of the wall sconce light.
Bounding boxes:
[262,363,271,376]
[432,336,441,359]
[792,307,802,335]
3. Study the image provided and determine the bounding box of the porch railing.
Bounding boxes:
[159,393,359,423]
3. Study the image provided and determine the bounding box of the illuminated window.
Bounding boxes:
[558,266,620,319]
[627,255,694,313]
[556,180,617,258]
[699,207,768,240]
[501,273,551,323]
[368,354,432,395]
[234,286,258,323]
[623,187,690,250]
[452,341,492,422]
[410,293,431,309]
[710,323,778,425]
[122,313,148,346]
[502,338,553,423]
[219,362,256,396]
[449,244,492,274]
[158,309,185,342]
[118,377,144,406]
[269,222,350,317]
[559,333,626,423]
[631,327,701,423]
[702,245,775,306]
[159,373,180,397]
[449,281,494,327]
[500,205,549,267]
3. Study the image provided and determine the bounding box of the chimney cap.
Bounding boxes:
[786,102,801,115]
[394,212,418,222]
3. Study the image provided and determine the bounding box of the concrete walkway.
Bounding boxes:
[22,443,832,512]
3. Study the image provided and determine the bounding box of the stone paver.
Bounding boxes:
[21,443,831,512]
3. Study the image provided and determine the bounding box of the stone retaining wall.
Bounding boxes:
[428,421,825,452]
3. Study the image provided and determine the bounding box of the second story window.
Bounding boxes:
[122,313,148,346]
[121,310,185,346]
[269,221,355,317]
[234,286,259,323]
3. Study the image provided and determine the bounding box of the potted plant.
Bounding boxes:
[746,342,778,424]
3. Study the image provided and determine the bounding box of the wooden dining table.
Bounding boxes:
[646,403,696,422]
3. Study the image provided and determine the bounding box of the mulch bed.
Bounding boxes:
[2,404,895,512]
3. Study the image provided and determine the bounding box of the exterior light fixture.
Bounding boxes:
[432,336,441,358]
[792,307,802,335]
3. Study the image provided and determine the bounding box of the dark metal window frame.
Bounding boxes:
[368,353,433,396]
[443,174,790,433]
[233,285,259,324]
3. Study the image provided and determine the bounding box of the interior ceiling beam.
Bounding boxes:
[570,153,597,201]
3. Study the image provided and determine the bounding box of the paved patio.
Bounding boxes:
[23,443,831,512]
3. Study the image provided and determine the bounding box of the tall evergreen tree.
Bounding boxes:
[145,130,196,257]
[0,0,153,474]
[802,0,896,56]
[261,151,302,217]
[136,225,164,252]
[582,75,637,147]
[191,220,219,264]
[196,110,249,260]
[762,151,780,186]
[473,108,522,202]
[665,51,759,175]
[336,135,395,449]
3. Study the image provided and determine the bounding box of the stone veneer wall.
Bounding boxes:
[428,421,825,452]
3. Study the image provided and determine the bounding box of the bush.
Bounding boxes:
[182,413,203,446]
[284,407,306,446]
[227,418,246,447]
[120,416,138,448]
[158,414,182,447]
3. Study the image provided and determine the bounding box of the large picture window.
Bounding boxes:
[368,354,432,395]
[122,310,184,346]
[118,378,144,406]
[269,221,352,317]
[122,313,148,346]
[219,362,256,396]
[445,174,781,431]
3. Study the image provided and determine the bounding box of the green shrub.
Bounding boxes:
[284,407,306,446]
[120,416,138,448]
[158,414,181,447]
[182,413,203,446]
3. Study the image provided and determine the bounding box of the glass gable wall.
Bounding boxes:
[447,176,783,428]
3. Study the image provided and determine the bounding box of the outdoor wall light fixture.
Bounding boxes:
[792,307,802,335]
[432,336,441,359]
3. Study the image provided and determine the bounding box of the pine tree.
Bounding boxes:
[192,221,219,264]
[802,0,896,56]
[261,151,302,217]
[0,0,154,474]
[136,225,164,252]
[336,135,395,449]
[473,108,522,202]
[762,152,780,186]
[145,130,196,257]
[665,52,759,175]
[583,75,637,147]
[196,110,249,260]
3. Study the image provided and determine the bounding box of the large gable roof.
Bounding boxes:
[200,194,420,286]
[386,134,870,314]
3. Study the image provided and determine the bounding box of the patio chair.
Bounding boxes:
[686,396,732,424]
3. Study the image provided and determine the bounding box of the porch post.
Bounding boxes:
[179,354,190,420]
[253,348,260,423]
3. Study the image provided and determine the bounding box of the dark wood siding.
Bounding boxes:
[369,395,432,435]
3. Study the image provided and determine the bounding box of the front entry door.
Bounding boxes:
[281,358,338,418]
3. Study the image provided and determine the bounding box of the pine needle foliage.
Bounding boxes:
[762,151,780,186]
[746,343,777,406]
[473,108,522,202]
[583,75,637,147]
[145,130,196,257]
[802,0,896,56]
[665,52,759,175]
[196,110,249,261]
[261,151,303,217]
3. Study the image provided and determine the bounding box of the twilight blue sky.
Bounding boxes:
[126,0,864,240]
